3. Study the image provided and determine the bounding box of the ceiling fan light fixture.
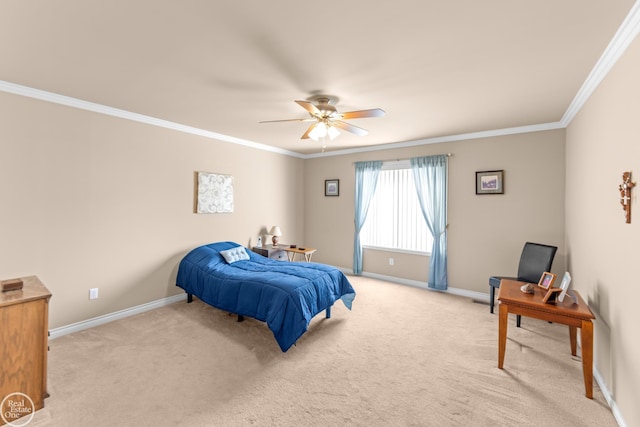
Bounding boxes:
[309,122,327,141]
[260,97,383,149]
[309,121,340,142]
[316,121,327,136]
[328,125,340,140]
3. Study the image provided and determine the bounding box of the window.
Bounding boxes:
[361,161,433,254]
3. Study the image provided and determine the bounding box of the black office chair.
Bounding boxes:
[489,242,558,327]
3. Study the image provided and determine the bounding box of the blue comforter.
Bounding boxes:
[176,241,355,351]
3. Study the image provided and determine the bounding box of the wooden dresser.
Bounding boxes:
[0,276,51,425]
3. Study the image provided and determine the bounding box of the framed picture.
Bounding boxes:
[542,287,563,304]
[325,179,339,196]
[557,272,576,303]
[537,272,556,290]
[476,170,504,194]
[195,171,234,213]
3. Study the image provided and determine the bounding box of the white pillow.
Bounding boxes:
[219,246,250,264]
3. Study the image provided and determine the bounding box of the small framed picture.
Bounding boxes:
[542,287,563,304]
[476,170,504,194]
[537,272,557,290]
[325,179,339,196]
[557,272,575,303]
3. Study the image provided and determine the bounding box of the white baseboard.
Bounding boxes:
[340,268,490,302]
[49,293,187,340]
[594,370,627,427]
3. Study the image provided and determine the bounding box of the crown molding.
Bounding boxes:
[2,2,638,161]
[311,3,640,159]
[0,80,306,159]
[561,1,640,125]
[303,122,565,159]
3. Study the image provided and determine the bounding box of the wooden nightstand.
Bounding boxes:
[251,244,288,261]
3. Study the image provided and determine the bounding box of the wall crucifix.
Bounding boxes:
[618,171,635,223]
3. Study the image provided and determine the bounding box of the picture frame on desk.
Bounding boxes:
[557,271,576,303]
[537,272,556,290]
[542,287,562,303]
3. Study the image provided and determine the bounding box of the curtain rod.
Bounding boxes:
[353,153,453,164]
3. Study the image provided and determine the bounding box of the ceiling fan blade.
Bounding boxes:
[259,118,315,123]
[301,122,317,139]
[333,120,369,136]
[339,108,386,119]
[295,100,321,117]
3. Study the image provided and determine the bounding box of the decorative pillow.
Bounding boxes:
[219,246,250,264]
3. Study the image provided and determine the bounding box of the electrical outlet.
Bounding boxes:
[89,288,99,300]
[389,258,394,266]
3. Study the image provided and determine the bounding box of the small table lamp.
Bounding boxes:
[270,226,282,247]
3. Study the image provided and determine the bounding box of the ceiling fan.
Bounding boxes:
[259,95,385,142]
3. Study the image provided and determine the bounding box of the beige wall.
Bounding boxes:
[0,89,567,323]
[566,34,640,427]
[305,130,566,293]
[0,91,304,328]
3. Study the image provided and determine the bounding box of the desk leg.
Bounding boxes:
[287,252,294,262]
[569,325,577,356]
[581,320,594,399]
[305,253,312,262]
[498,303,508,369]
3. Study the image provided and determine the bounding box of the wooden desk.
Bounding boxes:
[283,247,317,262]
[497,279,595,398]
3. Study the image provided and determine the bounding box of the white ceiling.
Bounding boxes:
[0,1,637,156]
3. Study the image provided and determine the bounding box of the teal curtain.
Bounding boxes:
[353,161,382,275]
[410,155,448,290]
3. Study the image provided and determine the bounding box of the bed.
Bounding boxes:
[176,241,356,351]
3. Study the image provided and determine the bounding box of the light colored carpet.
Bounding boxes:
[30,276,616,426]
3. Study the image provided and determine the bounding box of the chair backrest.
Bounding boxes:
[516,242,558,284]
